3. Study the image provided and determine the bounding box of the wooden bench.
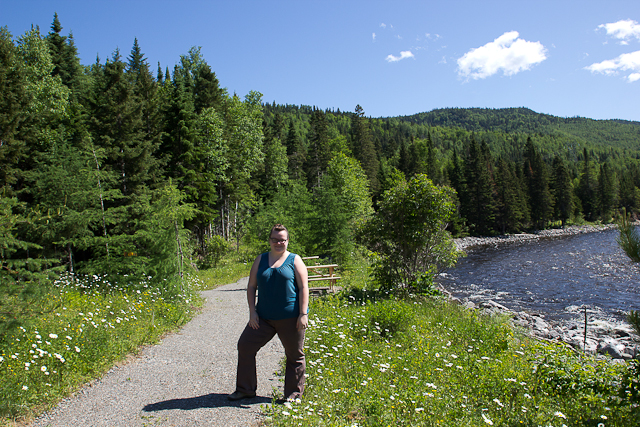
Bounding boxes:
[302,256,341,294]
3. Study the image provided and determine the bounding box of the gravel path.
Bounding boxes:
[29,277,283,427]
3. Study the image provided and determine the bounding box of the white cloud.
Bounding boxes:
[380,23,387,29]
[457,31,547,80]
[585,50,640,82]
[385,51,415,63]
[372,32,376,42]
[598,19,640,43]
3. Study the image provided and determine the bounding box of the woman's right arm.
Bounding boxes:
[247,255,262,329]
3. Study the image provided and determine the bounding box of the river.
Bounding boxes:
[437,228,640,322]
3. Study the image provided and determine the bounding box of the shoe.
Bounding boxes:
[228,390,256,401]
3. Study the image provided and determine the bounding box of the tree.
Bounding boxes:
[495,157,527,233]
[0,27,29,191]
[87,49,149,196]
[551,156,574,227]
[462,137,496,235]
[360,174,460,293]
[313,153,373,262]
[285,119,306,180]
[598,162,616,222]
[304,107,331,188]
[577,148,598,221]
[617,208,640,263]
[352,105,380,193]
[523,137,553,229]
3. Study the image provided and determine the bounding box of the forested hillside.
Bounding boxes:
[3,15,640,295]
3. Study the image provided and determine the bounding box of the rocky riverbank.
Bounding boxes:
[454,224,619,252]
[446,224,639,360]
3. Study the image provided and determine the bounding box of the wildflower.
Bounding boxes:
[415,407,424,412]
[504,378,516,382]
[49,333,58,339]
[41,365,47,372]
[75,346,81,353]
[482,413,493,425]
[22,385,28,390]
[554,411,567,419]
[493,398,504,407]
[0,356,3,363]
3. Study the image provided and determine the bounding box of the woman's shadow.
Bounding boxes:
[143,393,273,411]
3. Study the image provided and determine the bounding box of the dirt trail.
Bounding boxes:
[29,277,283,427]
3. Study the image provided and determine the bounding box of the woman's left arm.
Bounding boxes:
[293,255,309,330]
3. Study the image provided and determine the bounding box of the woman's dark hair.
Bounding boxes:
[270,224,289,239]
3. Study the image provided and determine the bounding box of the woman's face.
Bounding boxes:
[269,230,289,254]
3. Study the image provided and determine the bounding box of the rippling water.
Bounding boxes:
[437,229,640,321]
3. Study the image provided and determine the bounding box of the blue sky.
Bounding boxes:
[2,0,640,121]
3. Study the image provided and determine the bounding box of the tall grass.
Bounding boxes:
[263,294,638,426]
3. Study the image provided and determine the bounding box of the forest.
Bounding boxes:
[3,14,640,304]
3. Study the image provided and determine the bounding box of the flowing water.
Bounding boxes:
[437,228,640,322]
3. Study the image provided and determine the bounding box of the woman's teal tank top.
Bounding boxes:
[255,252,300,320]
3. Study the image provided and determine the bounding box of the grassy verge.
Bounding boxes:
[0,256,251,425]
[194,258,252,291]
[263,294,639,426]
[0,274,202,425]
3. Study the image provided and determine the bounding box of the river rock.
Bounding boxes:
[460,296,639,360]
[598,338,633,360]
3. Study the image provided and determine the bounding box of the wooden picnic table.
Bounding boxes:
[302,257,341,293]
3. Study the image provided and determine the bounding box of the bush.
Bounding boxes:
[203,235,230,268]
[360,174,461,293]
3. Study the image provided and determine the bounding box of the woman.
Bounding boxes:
[228,224,309,401]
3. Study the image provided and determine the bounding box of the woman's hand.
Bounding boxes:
[249,310,260,329]
[297,313,308,331]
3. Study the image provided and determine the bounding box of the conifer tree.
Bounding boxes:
[351,105,380,193]
[193,63,225,114]
[577,148,598,221]
[598,162,616,222]
[523,137,553,229]
[88,49,147,196]
[0,27,29,191]
[285,119,306,180]
[462,137,496,235]
[552,156,574,227]
[495,157,526,233]
[46,15,83,98]
[425,132,438,182]
[126,39,163,187]
[305,107,331,188]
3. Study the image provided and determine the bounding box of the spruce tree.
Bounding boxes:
[285,119,306,180]
[88,49,147,196]
[577,148,598,221]
[598,162,616,222]
[351,104,380,193]
[495,157,526,233]
[523,137,553,229]
[0,28,29,191]
[305,107,331,188]
[551,156,574,227]
[462,137,496,235]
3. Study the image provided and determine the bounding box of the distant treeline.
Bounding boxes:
[262,103,640,236]
[2,14,640,287]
